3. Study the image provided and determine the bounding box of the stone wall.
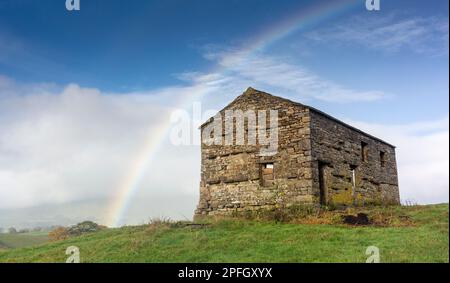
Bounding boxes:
[195,89,314,217]
[309,110,400,205]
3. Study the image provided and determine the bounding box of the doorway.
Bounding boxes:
[318,161,327,205]
[350,165,358,203]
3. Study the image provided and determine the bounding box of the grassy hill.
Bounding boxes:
[0,204,448,263]
[0,231,48,250]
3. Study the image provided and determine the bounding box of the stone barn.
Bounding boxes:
[195,87,400,217]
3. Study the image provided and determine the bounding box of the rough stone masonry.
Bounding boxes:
[194,87,400,217]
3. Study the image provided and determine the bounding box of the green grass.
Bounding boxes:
[0,204,448,263]
[0,231,49,249]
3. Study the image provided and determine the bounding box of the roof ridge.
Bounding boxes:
[198,87,395,148]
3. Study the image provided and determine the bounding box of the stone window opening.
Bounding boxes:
[260,162,274,187]
[380,151,386,167]
[361,141,369,162]
[265,163,274,169]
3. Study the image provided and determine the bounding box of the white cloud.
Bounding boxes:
[306,14,449,56]
[0,81,194,211]
[198,49,388,103]
[347,117,449,204]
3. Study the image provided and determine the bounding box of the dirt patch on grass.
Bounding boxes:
[342,213,370,225]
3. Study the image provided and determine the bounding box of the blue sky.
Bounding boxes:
[0,0,448,226]
[0,0,448,122]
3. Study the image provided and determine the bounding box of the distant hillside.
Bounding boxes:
[0,204,448,263]
[0,231,48,250]
[0,196,196,230]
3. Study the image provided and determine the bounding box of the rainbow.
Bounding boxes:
[106,0,359,227]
